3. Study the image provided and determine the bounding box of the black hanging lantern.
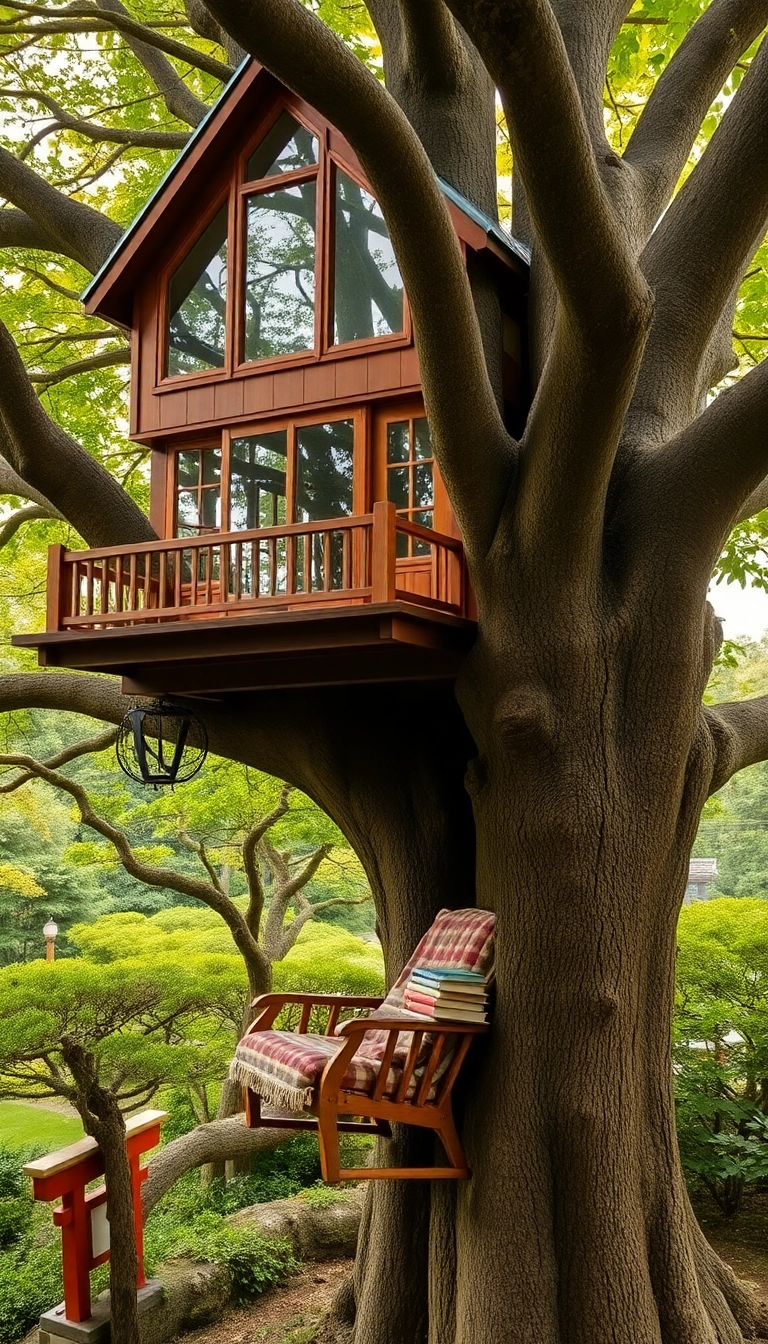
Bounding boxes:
[115,699,208,787]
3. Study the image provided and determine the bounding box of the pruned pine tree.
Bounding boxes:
[4,0,768,1341]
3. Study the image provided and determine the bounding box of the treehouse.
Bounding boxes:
[15,60,530,696]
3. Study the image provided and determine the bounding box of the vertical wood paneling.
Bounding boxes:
[400,345,420,388]
[214,379,244,421]
[273,368,305,409]
[304,362,336,403]
[138,285,159,434]
[149,449,167,535]
[243,374,274,414]
[335,357,367,399]
[367,349,401,393]
[159,389,188,428]
[186,384,216,424]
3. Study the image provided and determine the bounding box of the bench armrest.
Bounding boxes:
[244,992,385,1035]
[336,1016,488,1037]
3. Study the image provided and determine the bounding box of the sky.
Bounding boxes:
[708,576,768,643]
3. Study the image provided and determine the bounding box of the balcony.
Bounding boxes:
[16,503,477,694]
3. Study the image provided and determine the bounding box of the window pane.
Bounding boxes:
[295,420,354,521]
[168,207,228,376]
[201,449,221,485]
[333,169,403,345]
[177,452,200,488]
[244,182,316,362]
[413,509,433,555]
[414,462,433,507]
[387,422,409,464]
[230,431,288,531]
[199,488,221,531]
[387,467,409,510]
[414,417,432,459]
[247,112,318,181]
[176,491,200,529]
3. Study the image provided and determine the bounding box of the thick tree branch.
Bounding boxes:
[704,697,768,793]
[632,355,768,578]
[93,0,219,127]
[630,33,768,446]
[0,206,75,256]
[203,0,511,558]
[444,0,649,343]
[396,0,468,91]
[0,146,121,273]
[143,1118,290,1215]
[625,0,768,226]
[0,317,155,547]
[28,346,130,386]
[184,0,245,67]
[0,456,58,510]
[0,501,53,547]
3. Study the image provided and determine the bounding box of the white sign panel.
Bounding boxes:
[90,1202,110,1259]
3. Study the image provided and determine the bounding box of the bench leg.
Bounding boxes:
[438,1110,469,1175]
[317,1104,342,1183]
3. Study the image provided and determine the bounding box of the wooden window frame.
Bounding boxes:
[165,405,370,538]
[155,97,412,393]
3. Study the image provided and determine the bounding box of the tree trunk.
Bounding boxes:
[61,1039,140,1344]
[332,609,765,1344]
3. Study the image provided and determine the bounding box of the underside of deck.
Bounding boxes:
[14,602,476,695]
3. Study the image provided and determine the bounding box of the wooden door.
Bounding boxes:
[372,400,453,603]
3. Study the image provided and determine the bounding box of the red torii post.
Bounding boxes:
[24,1109,167,1323]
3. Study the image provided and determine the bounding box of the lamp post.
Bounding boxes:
[43,917,58,962]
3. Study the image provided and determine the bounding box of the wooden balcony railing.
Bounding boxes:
[46,502,468,632]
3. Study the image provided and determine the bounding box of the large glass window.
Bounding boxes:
[295,420,354,522]
[167,208,228,376]
[246,111,318,181]
[175,447,222,534]
[333,169,403,345]
[229,431,287,530]
[386,417,433,556]
[244,181,317,362]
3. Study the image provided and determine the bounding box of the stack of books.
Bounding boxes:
[403,966,490,1024]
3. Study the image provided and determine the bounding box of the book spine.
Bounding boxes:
[406,987,486,1010]
[403,992,436,1017]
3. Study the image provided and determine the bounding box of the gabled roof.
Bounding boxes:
[83,57,529,328]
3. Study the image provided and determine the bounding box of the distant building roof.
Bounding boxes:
[688,859,718,883]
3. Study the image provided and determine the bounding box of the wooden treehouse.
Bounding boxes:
[16,60,530,696]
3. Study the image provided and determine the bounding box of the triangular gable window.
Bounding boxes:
[163,107,407,380]
[167,205,228,376]
[246,111,318,181]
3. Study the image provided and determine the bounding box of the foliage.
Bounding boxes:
[674,899,768,1214]
[143,1209,297,1304]
[69,906,384,996]
[0,953,236,1108]
[0,1103,83,1151]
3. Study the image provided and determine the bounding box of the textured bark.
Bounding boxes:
[61,1037,140,1344]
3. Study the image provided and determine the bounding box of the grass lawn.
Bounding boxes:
[0,1101,83,1151]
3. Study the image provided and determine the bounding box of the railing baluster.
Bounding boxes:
[268,535,277,596]
[342,529,351,590]
[128,555,137,613]
[158,552,167,610]
[287,533,296,596]
[85,561,94,617]
[70,561,79,621]
[235,542,242,600]
[204,546,212,605]
[323,530,332,592]
[115,557,123,613]
[303,534,311,594]
[174,551,182,608]
[190,542,198,607]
